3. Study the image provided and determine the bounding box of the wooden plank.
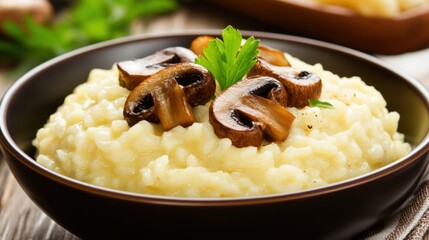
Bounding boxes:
[0,160,79,239]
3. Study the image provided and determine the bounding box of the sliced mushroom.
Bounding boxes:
[248,59,322,108]
[209,76,295,148]
[117,47,197,90]
[124,63,216,130]
[257,45,290,66]
[190,35,215,56]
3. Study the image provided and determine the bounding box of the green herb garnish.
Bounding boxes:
[195,25,260,90]
[308,99,334,109]
[0,0,179,75]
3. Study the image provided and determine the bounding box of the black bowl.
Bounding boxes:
[1,30,429,239]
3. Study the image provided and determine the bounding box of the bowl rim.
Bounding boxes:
[1,29,429,206]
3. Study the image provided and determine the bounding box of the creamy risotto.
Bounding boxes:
[33,54,411,198]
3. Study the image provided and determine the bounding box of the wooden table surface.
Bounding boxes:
[1,2,429,239]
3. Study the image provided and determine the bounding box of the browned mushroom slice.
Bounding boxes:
[257,45,290,66]
[248,59,322,108]
[124,63,216,130]
[190,35,215,56]
[117,47,197,90]
[209,76,295,148]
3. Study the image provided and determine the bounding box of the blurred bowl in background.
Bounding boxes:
[207,0,429,54]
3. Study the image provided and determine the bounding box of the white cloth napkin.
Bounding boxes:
[362,180,429,239]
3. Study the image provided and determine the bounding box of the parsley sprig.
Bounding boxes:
[195,25,260,90]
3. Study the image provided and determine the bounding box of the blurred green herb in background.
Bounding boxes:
[0,0,179,75]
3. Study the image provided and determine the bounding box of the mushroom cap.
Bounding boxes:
[209,76,295,148]
[117,47,197,90]
[257,45,291,66]
[190,35,215,56]
[248,59,322,108]
[124,62,215,128]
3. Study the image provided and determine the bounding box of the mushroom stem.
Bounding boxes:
[209,76,294,148]
[154,79,196,131]
[239,95,295,142]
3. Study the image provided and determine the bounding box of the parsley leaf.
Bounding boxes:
[308,99,335,109]
[195,25,259,90]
